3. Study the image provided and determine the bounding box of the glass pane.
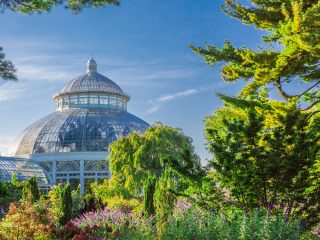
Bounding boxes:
[15,108,149,154]
[89,96,99,104]
[110,97,117,106]
[100,96,108,104]
[79,97,88,104]
[70,97,78,104]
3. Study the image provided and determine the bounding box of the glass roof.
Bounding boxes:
[14,58,149,157]
[15,108,149,156]
[0,156,49,184]
[54,58,128,99]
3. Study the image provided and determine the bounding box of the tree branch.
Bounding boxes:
[302,99,320,111]
[306,109,320,121]
[298,80,320,99]
[275,79,297,100]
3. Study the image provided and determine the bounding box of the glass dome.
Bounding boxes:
[14,58,149,157]
[53,58,130,111]
[15,108,148,156]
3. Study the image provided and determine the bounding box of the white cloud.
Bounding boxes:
[158,88,199,102]
[0,83,24,102]
[147,105,161,114]
[108,65,199,87]
[145,83,226,115]
[146,87,203,115]
[0,134,16,156]
[17,64,77,82]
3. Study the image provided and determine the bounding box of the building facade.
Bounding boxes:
[1,58,149,192]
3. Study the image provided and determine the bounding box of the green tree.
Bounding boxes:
[190,0,320,225]
[191,0,320,112]
[0,47,16,81]
[59,184,73,225]
[0,0,119,14]
[204,94,320,223]
[153,169,176,222]
[108,124,204,218]
[143,174,156,216]
[22,177,40,203]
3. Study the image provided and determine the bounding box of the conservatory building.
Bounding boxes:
[1,58,149,192]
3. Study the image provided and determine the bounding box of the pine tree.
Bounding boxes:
[0,0,119,14]
[0,47,16,81]
[191,0,320,112]
[204,94,320,223]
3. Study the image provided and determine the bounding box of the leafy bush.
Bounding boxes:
[71,207,154,239]
[0,201,55,240]
[0,175,24,217]
[160,208,317,240]
[22,177,40,203]
[59,184,72,225]
[91,178,142,213]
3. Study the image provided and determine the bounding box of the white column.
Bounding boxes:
[80,159,84,193]
[52,160,57,185]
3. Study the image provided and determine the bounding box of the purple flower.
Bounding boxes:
[71,207,155,231]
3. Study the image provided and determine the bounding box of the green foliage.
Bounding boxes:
[187,170,227,212]
[160,207,318,240]
[0,0,119,14]
[59,184,73,225]
[47,184,64,226]
[0,175,24,210]
[0,47,16,81]
[204,95,320,223]
[191,0,320,111]
[92,178,133,202]
[143,174,156,216]
[108,124,204,220]
[91,178,142,212]
[304,158,320,226]
[0,201,55,240]
[22,177,40,203]
[154,169,177,225]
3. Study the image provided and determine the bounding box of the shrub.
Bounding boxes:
[71,207,154,239]
[22,177,40,203]
[59,184,73,225]
[160,207,317,240]
[0,201,55,240]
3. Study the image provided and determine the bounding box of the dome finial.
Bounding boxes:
[87,57,97,73]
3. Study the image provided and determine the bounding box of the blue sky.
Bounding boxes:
[0,0,265,162]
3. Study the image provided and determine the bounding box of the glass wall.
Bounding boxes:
[89,95,99,104]
[57,94,127,111]
[70,96,78,104]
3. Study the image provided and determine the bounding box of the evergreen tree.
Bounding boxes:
[22,177,40,203]
[204,94,320,223]
[59,184,73,225]
[0,0,119,14]
[0,47,16,81]
[191,0,320,112]
[191,0,320,225]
